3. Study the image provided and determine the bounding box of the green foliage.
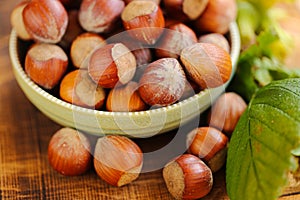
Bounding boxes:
[230,24,300,102]
[226,78,300,200]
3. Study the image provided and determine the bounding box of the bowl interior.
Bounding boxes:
[9,22,241,138]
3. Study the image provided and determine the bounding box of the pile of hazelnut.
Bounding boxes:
[10,0,243,199]
[11,0,237,111]
[47,91,247,199]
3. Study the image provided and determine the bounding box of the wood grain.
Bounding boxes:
[0,0,299,200]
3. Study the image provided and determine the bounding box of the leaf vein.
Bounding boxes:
[250,103,300,125]
[248,120,262,197]
[250,132,291,163]
[249,115,296,145]
[264,85,300,98]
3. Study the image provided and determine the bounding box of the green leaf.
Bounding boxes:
[226,78,300,200]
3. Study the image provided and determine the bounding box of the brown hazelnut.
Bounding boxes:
[79,0,125,33]
[163,154,213,199]
[164,18,182,27]
[22,0,68,43]
[110,32,153,67]
[70,32,106,69]
[25,43,68,89]
[186,127,228,172]
[106,81,147,112]
[132,48,152,67]
[48,127,92,176]
[194,0,237,34]
[60,69,106,109]
[163,0,209,21]
[208,92,247,134]
[94,135,143,187]
[180,42,232,89]
[138,58,186,106]
[198,33,230,53]
[121,0,165,45]
[10,1,32,40]
[88,43,137,88]
[155,23,197,59]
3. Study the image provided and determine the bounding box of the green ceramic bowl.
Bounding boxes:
[9,22,240,138]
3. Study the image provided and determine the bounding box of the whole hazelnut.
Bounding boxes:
[155,23,197,59]
[132,48,153,67]
[10,1,32,40]
[186,127,228,172]
[88,43,137,88]
[79,0,125,33]
[194,0,237,34]
[94,135,143,187]
[138,58,186,106]
[70,33,106,69]
[48,127,92,176]
[25,43,68,89]
[106,81,147,112]
[198,33,230,53]
[163,154,213,199]
[208,92,247,134]
[180,42,232,89]
[22,0,68,43]
[163,0,209,21]
[121,0,165,45]
[60,69,106,109]
[109,32,152,67]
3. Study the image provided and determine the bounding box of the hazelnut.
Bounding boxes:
[110,32,152,67]
[208,92,247,134]
[25,43,68,89]
[186,127,228,172]
[163,154,213,199]
[155,23,197,59]
[48,127,92,176]
[94,135,143,187]
[138,58,186,106]
[70,33,106,69]
[180,42,232,89]
[198,33,230,53]
[121,0,165,45]
[132,48,152,67]
[60,69,106,109]
[88,43,137,88]
[194,0,237,34]
[164,18,182,27]
[79,0,125,33]
[106,81,147,112]
[10,1,32,40]
[22,0,68,43]
[163,0,209,21]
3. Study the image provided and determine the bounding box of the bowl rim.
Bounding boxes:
[9,22,240,124]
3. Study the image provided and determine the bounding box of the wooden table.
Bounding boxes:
[0,1,299,199]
